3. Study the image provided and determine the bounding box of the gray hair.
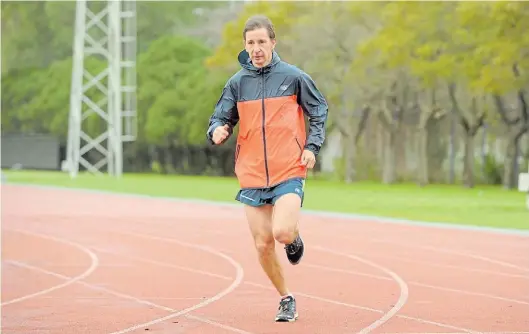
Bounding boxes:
[243,15,276,40]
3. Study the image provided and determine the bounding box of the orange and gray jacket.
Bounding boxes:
[207,50,328,189]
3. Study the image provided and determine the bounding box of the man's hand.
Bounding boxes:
[300,149,316,169]
[212,124,230,145]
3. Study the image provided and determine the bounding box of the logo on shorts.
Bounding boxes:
[280,85,289,91]
[295,188,301,193]
[240,194,255,201]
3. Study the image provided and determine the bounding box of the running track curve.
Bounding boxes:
[2,184,529,333]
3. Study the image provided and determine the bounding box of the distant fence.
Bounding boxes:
[1,133,63,170]
[1,133,321,176]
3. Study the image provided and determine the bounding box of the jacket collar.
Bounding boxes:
[238,49,280,73]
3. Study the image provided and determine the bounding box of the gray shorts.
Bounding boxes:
[235,177,305,207]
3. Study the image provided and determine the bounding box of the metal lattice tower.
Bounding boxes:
[64,0,137,178]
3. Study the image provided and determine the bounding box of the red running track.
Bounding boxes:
[2,184,529,334]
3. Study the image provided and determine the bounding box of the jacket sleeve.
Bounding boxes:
[206,79,239,145]
[297,71,328,156]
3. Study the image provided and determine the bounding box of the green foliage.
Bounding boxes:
[1,66,48,133]
[1,56,108,139]
[206,1,312,69]
[353,1,529,95]
[481,154,504,185]
[1,1,224,72]
[2,1,232,148]
[457,2,529,94]
[136,35,229,146]
[3,1,529,187]
[138,35,209,144]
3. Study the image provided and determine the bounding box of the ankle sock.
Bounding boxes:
[281,293,294,300]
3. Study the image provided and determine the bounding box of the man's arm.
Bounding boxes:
[206,79,239,145]
[297,71,328,156]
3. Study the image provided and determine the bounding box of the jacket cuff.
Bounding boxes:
[304,143,320,156]
[207,122,234,145]
[206,122,222,145]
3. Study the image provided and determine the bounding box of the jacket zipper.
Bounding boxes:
[235,144,240,164]
[295,138,302,152]
[261,70,270,187]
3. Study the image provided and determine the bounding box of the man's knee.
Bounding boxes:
[244,204,275,256]
[273,226,297,244]
[254,235,275,256]
[272,193,301,244]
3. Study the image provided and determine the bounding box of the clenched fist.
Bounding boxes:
[212,124,230,145]
[300,149,316,169]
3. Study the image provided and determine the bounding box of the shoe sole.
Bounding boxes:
[287,238,304,265]
[275,313,299,322]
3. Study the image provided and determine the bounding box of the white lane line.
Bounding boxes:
[91,246,233,281]
[380,332,529,334]
[304,263,391,280]
[6,260,252,334]
[37,296,208,301]
[123,219,529,280]
[366,253,529,279]
[305,263,529,306]
[107,232,245,334]
[314,246,409,334]
[1,229,99,307]
[185,314,254,334]
[244,282,479,333]
[371,240,529,273]
[104,233,478,333]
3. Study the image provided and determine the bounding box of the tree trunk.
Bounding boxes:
[493,92,528,189]
[378,87,403,184]
[382,128,397,184]
[417,126,429,186]
[448,83,484,188]
[343,132,355,183]
[427,113,448,183]
[463,134,475,188]
[344,105,370,183]
[448,111,456,184]
[494,67,529,189]
[335,103,356,183]
[164,137,174,173]
[415,87,441,187]
[503,132,524,189]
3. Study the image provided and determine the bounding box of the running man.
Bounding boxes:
[206,15,328,322]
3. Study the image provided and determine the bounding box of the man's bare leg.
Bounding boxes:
[270,193,303,322]
[272,193,301,245]
[272,193,304,265]
[244,204,289,297]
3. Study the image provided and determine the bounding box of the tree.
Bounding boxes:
[206,1,312,71]
[138,35,211,145]
[457,2,529,189]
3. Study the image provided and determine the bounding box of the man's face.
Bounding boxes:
[244,27,276,68]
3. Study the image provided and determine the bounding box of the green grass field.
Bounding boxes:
[2,170,528,231]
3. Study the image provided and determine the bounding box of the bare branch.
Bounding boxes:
[354,105,371,144]
[493,95,519,126]
[448,82,470,132]
[518,89,528,124]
